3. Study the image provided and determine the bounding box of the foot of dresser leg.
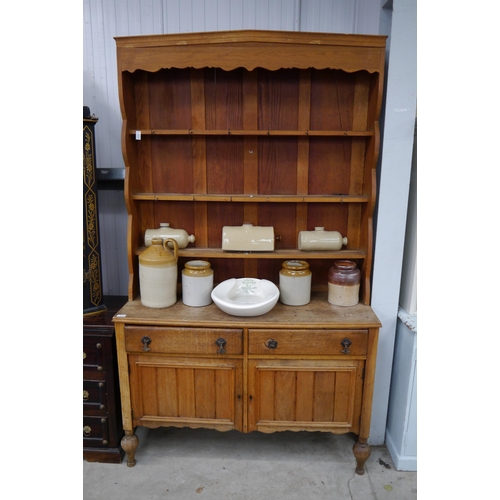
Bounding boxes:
[353,440,371,475]
[121,431,139,467]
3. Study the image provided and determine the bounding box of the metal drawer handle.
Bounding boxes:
[216,338,226,354]
[83,390,89,401]
[83,425,92,437]
[341,338,352,354]
[265,339,278,350]
[141,336,152,352]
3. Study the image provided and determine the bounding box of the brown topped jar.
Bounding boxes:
[182,260,214,307]
[327,260,360,307]
[279,260,312,306]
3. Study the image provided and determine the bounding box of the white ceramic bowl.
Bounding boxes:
[211,278,280,317]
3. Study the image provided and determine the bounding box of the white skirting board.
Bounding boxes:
[385,308,417,471]
[386,428,417,471]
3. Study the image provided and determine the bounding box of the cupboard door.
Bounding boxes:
[128,355,243,432]
[248,359,364,434]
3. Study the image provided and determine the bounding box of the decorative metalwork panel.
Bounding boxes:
[83,117,105,314]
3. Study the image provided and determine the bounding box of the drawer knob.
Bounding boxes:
[83,390,89,401]
[341,338,352,354]
[83,425,92,437]
[141,336,152,352]
[265,339,278,350]
[215,338,226,354]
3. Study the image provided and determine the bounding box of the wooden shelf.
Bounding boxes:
[129,129,373,137]
[132,193,369,203]
[135,247,366,260]
[118,29,386,304]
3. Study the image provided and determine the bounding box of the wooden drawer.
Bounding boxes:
[248,329,367,356]
[83,337,110,372]
[83,379,107,415]
[83,416,110,448]
[125,326,243,355]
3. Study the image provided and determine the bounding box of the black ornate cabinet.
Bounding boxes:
[83,109,105,315]
[83,296,126,463]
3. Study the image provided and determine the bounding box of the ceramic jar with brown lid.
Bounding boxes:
[182,260,214,307]
[279,260,312,306]
[327,260,360,306]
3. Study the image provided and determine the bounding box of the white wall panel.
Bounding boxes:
[300,0,353,33]
[371,0,417,445]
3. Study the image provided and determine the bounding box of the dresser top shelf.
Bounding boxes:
[113,292,381,329]
[115,29,387,74]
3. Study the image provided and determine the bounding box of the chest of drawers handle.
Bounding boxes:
[265,339,278,350]
[341,338,352,354]
[215,338,226,354]
[141,336,152,352]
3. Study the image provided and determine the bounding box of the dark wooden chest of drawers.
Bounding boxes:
[83,296,127,463]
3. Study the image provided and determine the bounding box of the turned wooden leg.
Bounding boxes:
[121,430,139,467]
[353,440,371,475]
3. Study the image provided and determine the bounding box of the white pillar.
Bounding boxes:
[370,0,417,445]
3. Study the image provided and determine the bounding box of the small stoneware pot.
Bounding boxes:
[182,260,214,307]
[327,260,360,307]
[279,260,312,306]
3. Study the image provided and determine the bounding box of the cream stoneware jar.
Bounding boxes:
[298,227,348,251]
[279,260,312,306]
[182,260,214,307]
[144,222,195,249]
[139,237,179,308]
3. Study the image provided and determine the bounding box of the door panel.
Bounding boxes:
[248,359,364,434]
[128,355,243,431]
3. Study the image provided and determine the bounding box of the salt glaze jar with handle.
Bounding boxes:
[279,260,312,306]
[182,260,214,307]
[327,260,360,307]
[139,237,179,308]
[144,223,195,249]
[298,227,348,251]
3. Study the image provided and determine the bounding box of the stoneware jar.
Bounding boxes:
[139,237,179,308]
[182,260,214,307]
[279,260,312,306]
[144,222,195,248]
[298,227,348,251]
[327,260,360,307]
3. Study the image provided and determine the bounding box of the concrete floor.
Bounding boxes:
[83,427,417,499]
